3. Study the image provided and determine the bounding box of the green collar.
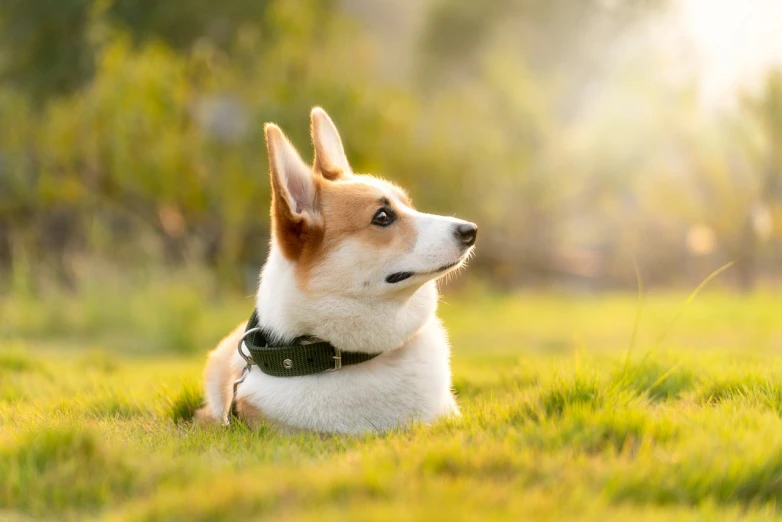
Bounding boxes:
[241,310,380,377]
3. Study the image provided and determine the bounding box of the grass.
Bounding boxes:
[2,276,782,521]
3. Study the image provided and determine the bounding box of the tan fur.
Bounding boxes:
[233,398,266,428]
[311,108,349,181]
[193,406,218,424]
[288,178,417,286]
[320,180,417,250]
[267,128,324,262]
[196,321,267,427]
[313,154,345,181]
[267,117,418,289]
[196,322,249,425]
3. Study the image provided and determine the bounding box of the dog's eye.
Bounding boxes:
[371,208,396,227]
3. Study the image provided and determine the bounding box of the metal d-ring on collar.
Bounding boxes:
[224,326,262,426]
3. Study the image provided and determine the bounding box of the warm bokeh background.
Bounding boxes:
[3,3,782,521]
[1,0,781,296]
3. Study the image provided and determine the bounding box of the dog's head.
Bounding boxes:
[265,108,476,297]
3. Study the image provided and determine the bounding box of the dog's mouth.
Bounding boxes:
[385,260,463,284]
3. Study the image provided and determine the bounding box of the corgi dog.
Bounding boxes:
[197,108,477,434]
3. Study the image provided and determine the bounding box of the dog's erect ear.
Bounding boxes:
[311,107,351,180]
[265,123,322,259]
[266,123,317,217]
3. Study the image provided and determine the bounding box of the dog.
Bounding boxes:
[196,108,477,433]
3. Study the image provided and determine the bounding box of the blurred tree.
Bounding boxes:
[734,69,782,290]
[418,0,667,98]
[0,0,779,292]
[649,69,782,291]
[0,0,94,101]
[412,0,671,285]
[744,70,782,204]
[105,0,270,50]
[0,0,278,102]
[0,0,441,288]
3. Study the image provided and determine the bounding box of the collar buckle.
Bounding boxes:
[329,346,342,371]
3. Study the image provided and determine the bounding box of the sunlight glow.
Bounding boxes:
[679,0,782,107]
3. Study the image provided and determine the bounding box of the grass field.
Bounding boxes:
[2,277,782,521]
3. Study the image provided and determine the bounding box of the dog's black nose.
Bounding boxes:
[454,222,478,247]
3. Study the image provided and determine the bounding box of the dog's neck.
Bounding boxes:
[255,247,439,353]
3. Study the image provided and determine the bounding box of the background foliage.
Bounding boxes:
[0,0,780,292]
[2,3,782,520]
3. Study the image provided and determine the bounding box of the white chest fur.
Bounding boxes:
[235,317,457,433]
